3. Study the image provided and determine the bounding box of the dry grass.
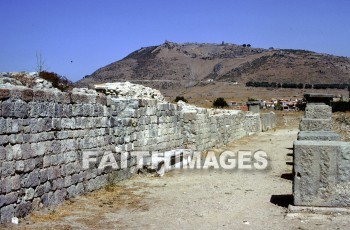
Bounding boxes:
[13,179,149,229]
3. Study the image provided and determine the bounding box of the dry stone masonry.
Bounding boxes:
[293,102,350,208]
[0,79,275,223]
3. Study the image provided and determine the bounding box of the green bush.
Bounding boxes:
[213,97,229,108]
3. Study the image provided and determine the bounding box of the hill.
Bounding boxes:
[76,41,350,106]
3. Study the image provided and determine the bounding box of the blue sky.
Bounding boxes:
[1,0,350,82]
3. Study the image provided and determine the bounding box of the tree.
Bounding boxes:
[213,97,229,108]
[275,100,282,110]
[242,44,247,47]
[247,44,251,47]
[174,96,188,103]
[248,97,257,101]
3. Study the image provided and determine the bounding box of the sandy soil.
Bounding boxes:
[4,127,350,230]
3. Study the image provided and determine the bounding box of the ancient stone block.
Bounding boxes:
[297,131,341,141]
[293,140,350,207]
[1,100,14,117]
[21,89,34,102]
[299,118,332,131]
[16,201,31,218]
[33,89,52,101]
[70,93,90,104]
[0,89,11,100]
[1,161,15,177]
[0,204,15,223]
[24,188,35,201]
[21,170,40,188]
[4,192,18,206]
[305,103,332,119]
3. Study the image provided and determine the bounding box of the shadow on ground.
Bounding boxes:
[281,173,293,181]
[270,194,293,208]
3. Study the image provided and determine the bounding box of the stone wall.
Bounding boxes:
[0,85,272,223]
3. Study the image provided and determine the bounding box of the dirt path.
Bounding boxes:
[5,128,350,230]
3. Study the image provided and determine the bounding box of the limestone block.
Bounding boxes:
[39,169,49,183]
[24,188,35,201]
[293,140,350,207]
[1,100,14,117]
[0,204,15,223]
[21,159,36,172]
[0,88,11,100]
[62,104,72,117]
[299,118,332,131]
[42,192,53,207]
[15,201,32,218]
[305,103,332,119]
[13,100,29,118]
[70,93,91,104]
[1,161,15,177]
[4,192,18,206]
[21,170,40,188]
[260,113,271,132]
[297,131,341,141]
[30,118,52,133]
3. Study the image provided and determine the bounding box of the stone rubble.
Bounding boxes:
[0,72,59,91]
[94,82,164,101]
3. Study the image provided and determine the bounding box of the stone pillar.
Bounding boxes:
[293,141,350,207]
[299,103,332,131]
[292,100,350,209]
[246,101,260,113]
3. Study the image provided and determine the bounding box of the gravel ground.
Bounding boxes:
[5,128,350,230]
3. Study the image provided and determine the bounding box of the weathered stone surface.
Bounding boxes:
[261,112,275,132]
[299,118,332,131]
[95,82,164,101]
[0,88,10,100]
[293,141,350,207]
[297,131,341,141]
[4,192,18,206]
[24,188,35,201]
[246,101,260,113]
[304,103,332,119]
[0,82,275,223]
[16,201,31,218]
[0,204,15,222]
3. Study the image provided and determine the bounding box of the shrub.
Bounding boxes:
[39,71,74,92]
[174,96,188,103]
[305,84,312,89]
[275,100,282,110]
[248,97,257,101]
[213,97,229,108]
[296,100,306,111]
[331,101,350,112]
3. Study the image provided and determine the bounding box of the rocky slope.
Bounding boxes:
[76,41,350,91]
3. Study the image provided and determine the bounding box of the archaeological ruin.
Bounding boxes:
[0,74,276,223]
[292,100,350,212]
